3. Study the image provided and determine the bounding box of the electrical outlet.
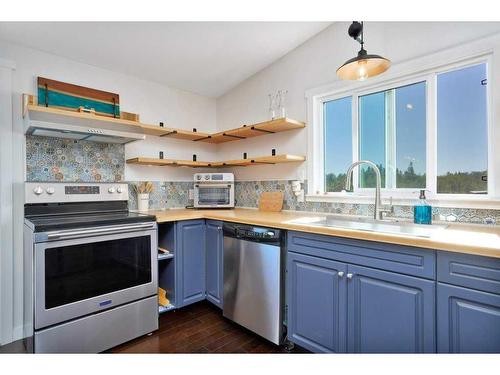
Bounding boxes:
[188,189,194,200]
[296,190,305,203]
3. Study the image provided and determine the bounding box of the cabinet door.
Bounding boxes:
[437,283,500,353]
[287,252,347,353]
[176,220,206,307]
[347,264,435,353]
[205,220,223,308]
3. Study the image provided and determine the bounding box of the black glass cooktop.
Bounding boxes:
[25,204,155,232]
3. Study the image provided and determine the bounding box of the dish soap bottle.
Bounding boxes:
[414,189,432,225]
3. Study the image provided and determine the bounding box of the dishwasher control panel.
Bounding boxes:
[222,223,282,243]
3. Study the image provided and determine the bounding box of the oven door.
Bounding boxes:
[34,222,157,330]
[194,183,234,208]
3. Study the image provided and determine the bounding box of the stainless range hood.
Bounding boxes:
[25,120,145,144]
[23,97,146,144]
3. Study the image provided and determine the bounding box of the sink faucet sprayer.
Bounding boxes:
[345,160,393,220]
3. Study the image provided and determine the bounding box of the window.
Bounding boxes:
[437,64,488,194]
[324,97,352,192]
[358,81,426,189]
[311,57,491,200]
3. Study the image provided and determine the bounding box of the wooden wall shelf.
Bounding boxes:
[126,154,305,168]
[23,94,305,143]
[196,118,306,144]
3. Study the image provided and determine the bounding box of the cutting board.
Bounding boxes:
[258,191,284,212]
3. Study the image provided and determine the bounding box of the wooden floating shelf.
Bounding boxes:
[126,154,305,168]
[23,94,305,143]
[195,118,306,144]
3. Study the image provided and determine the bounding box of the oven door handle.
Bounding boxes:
[45,222,156,241]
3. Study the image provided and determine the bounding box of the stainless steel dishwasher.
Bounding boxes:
[223,222,284,345]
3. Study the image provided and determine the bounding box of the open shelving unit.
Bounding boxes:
[126,154,305,168]
[23,94,305,143]
[157,223,177,315]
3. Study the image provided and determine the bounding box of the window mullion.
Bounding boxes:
[385,89,396,189]
[426,74,437,197]
[352,94,359,192]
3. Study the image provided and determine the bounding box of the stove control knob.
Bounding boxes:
[108,187,115,194]
[196,175,202,181]
[33,186,44,195]
[205,175,210,180]
[46,187,55,195]
[116,186,123,193]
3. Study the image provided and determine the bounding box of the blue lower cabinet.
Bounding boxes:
[205,220,223,308]
[437,283,500,353]
[176,220,206,307]
[287,252,347,353]
[347,264,436,353]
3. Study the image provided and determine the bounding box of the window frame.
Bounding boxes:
[307,53,495,207]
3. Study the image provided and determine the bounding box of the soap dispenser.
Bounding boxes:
[414,189,432,225]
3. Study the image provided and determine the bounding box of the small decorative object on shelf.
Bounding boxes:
[268,93,277,120]
[243,152,247,159]
[37,77,120,118]
[159,151,164,159]
[272,149,276,156]
[133,182,153,211]
[277,89,288,118]
[159,122,164,127]
[158,287,170,307]
[120,111,140,122]
[193,154,197,162]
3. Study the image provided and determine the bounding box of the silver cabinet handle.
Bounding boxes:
[338,271,344,277]
[217,226,222,230]
[346,273,354,279]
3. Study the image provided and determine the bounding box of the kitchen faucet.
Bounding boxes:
[345,160,393,220]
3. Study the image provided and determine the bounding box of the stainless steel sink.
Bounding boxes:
[288,215,447,238]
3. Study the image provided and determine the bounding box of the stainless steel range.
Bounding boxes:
[23,182,158,353]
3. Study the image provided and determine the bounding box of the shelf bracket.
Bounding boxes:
[193,135,212,142]
[251,160,275,165]
[222,133,246,139]
[159,130,178,137]
[250,126,274,134]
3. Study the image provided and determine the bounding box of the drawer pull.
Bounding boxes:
[338,271,345,278]
[346,273,354,280]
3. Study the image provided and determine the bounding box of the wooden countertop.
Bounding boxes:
[142,208,500,259]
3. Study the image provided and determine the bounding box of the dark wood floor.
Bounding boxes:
[109,301,304,354]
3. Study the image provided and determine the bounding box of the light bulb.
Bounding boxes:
[356,60,368,81]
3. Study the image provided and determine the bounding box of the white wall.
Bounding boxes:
[216,22,500,181]
[0,40,218,183]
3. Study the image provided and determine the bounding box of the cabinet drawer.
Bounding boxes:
[437,252,500,295]
[287,231,435,279]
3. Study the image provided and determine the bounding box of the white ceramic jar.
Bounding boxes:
[137,193,149,211]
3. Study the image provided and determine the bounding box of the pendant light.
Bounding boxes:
[337,21,390,81]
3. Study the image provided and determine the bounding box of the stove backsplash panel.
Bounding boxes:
[26,135,124,182]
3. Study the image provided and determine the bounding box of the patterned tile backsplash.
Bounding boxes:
[24,136,498,224]
[129,179,500,224]
[26,135,124,182]
[128,181,194,210]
